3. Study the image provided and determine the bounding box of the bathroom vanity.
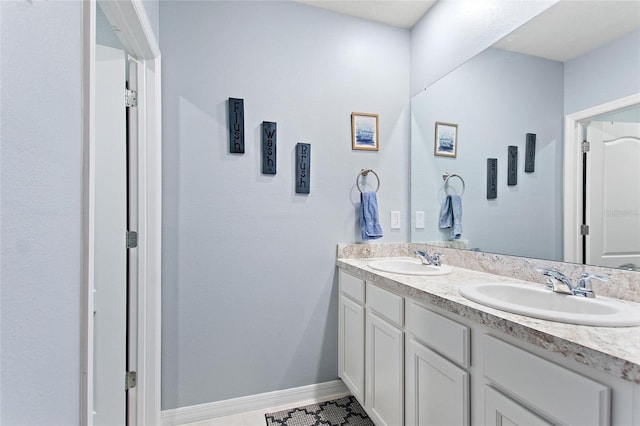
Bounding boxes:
[336,243,640,426]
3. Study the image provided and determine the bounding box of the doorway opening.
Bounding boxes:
[82,1,162,424]
[563,94,640,270]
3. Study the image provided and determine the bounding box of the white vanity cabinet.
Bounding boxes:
[338,270,404,426]
[405,301,470,426]
[365,283,404,426]
[338,270,365,404]
[337,266,637,426]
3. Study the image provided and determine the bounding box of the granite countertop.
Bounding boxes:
[337,257,640,384]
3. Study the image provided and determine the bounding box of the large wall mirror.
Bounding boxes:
[410,0,640,271]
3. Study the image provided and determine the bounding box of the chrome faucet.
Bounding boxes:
[537,267,574,294]
[536,267,609,298]
[414,249,444,267]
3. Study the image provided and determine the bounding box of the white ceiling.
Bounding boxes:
[494,1,640,62]
[293,0,437,29]
[293,0,640,62]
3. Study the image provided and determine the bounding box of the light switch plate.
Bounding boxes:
[391,211,401,229]
[415,211,425,229]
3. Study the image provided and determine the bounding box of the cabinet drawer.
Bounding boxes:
[484,335,610,425]
[339,270,365,304]
[407,301,470,368]
[366,283,403,327]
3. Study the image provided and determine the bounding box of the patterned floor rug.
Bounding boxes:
[265,395,374,426]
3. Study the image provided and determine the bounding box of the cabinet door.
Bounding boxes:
[366,311,403,426]
[485,386,552,426]
[338,295,365,404]
[484,335,610,425]
[406,338,469,426]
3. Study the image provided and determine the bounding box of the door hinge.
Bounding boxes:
[582,140,590,153]
[125,371,137,390]
[580,224,590,235]
[125,89,137,108]
[126,231,138,249]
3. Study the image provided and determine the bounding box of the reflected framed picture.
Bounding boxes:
[434,121,458,158]
[351,112,379,151]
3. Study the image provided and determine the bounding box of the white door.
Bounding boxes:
[586,121,640,268]
[338,294,365,405]
[126,56,139,424]
[406,338,469,426]
[94,44,127,426]
[365,312,403,426]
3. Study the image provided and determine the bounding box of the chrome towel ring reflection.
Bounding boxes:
[443,172,465,196]
[357,168,380,193]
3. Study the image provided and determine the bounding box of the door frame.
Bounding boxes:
[81,1,162,424]
[563,93,640,264]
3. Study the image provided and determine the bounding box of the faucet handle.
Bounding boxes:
[579,272,609,281]
[574,273,608,298]
[431,252,444,266]
[577,272,609,289]
[536,267,555,288]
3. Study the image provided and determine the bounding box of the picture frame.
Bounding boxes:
[434,121,458,158]
[351,112,379,151]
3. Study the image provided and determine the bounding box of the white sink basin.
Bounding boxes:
[368,257,452,276]
[459,282,640,327]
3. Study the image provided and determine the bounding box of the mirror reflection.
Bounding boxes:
[581,105,640,269]
[410,1,640,271]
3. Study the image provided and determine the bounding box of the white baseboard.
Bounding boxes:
[161,379,349,425]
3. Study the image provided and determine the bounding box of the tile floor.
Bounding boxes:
[180,392,351,426]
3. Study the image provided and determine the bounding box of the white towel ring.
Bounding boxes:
[443,172,465,196]
[357,168,380,193]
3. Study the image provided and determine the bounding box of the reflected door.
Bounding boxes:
[586,121,640,269]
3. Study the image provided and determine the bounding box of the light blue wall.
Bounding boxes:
[1,1,83,424]
[160,0,410,409]
[565,28,640,114]
[411,48,564,260]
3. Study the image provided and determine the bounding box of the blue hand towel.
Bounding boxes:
[439,194,462,239]
[360,191,383,241]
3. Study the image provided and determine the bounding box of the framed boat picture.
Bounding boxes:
[351,112,379,151]
[434,121,458,158]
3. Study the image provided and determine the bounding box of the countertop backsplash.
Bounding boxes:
[337,242,640,303]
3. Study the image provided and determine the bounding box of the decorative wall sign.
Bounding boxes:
[228,98,244,154]
[508,146,518,186]
[434,122,458,158]
[487,158,498,199]
[262,121,277,174]
[525,133,536,173]
[351,112,379,151]
[295,143,311,194]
